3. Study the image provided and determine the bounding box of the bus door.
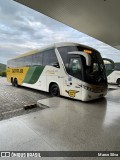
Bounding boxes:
[64,54,82,98]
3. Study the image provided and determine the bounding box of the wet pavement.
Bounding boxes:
[0,81,120,159]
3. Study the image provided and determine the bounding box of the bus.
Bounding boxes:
[7,42,107,101]
[104,59,120,85]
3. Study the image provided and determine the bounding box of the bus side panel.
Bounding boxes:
[23,66,44,84]
[45,66,64,95]
[22,66,47,91]
[45,65,83,100]
[6,67,29,85]
[6,67,11,83]
[63,76,82,100]
[108,71,116,84]
[108,71,120,84]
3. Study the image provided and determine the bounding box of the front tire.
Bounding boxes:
[50,84,60,96]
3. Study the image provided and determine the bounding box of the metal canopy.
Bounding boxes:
[14,0,120,50]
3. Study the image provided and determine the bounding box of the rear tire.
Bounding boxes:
[50,83,60,96]
[11,78,14,86]
[14,78,19,87]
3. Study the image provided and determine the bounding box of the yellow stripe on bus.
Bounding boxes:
[7,67,29,85]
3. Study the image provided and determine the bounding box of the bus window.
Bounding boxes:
[58,46,107,84]
[32,52,43,66]
[43,49,58,66]
[24,56,32,67]
[68,57,82,79]
[115,63,120,70]
[58,46,78,65]
[93,63,99,72]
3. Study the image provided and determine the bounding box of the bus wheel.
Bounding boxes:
[50,83,60,96]
[14,78,18,87]
[11,78,14,86]
[117,78,120,85]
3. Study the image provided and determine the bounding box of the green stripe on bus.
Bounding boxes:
[23,66,44,84]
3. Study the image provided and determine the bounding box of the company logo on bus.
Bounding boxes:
[66,90,79,98]
[12,69,23,73]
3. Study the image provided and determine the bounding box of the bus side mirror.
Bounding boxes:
[51,62,60,68]
[102,58,115,70]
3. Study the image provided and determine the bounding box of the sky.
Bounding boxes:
[0,0,120,64]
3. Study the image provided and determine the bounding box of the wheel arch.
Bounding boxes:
[49,82,61,95]
[14,77,19,87]
[11,77,13,83]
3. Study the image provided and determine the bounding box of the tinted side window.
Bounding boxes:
[7,58,23,68]
[43,49,58,66]
[115,63,120,70]
[24,55,32,66]
[8,49,58,68]
[32,52,42,66]
[7,60,10,67]
[11,60,15,68]
[16,57,25,67]
[58,46,78,64]
[105,64,113,70]
[10,60,14,68]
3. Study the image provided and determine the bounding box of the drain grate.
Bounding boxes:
[23,104,37,110]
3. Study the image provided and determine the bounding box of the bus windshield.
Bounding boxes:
[84,52,107,84]
[58,46,107,84]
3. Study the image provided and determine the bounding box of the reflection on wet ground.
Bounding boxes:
[0,84,120,159]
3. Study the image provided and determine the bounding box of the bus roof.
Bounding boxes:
[9,42,98,60]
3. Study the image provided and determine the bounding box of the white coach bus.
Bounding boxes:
[7,42,108,101]
[104,60,120,85]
